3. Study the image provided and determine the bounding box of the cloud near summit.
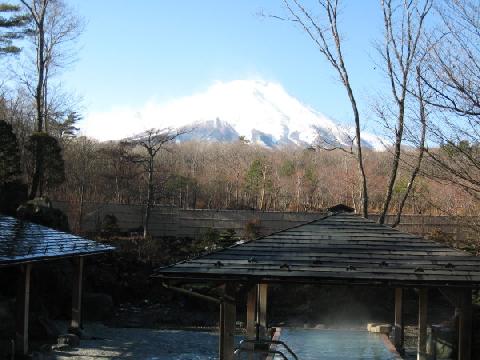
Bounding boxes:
[79,79,384,150]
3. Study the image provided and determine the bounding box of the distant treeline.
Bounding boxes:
[45,139,474,217]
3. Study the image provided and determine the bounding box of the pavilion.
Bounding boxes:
[155,209,480,360]
[0,215,114,356]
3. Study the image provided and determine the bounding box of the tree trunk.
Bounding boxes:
[392,69,427,227]
[29,142,44,199]
[378,100,406,224]
[259,169,266,211]
[28,4,47,200]
[349,90,369,218]
[143,157,154,239]
[78,183,85,232]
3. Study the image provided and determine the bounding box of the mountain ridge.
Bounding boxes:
[82,79,384,150]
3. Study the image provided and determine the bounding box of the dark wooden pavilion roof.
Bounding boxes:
[0,215,114,267]
[155,212,480,287]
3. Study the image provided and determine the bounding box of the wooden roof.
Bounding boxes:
[155,212,480,287]
[0,215,114,267]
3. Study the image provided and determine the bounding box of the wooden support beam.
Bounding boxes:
[219,302,225,359]
[16,264,32,356]
[394,288,404,353]
[258,283,268,339]
[219,284,236,360]
[458,288,472,360]
[70,257,84,332]
[246,286,257,339]
[417,288,428,360]
[246,285,258,360]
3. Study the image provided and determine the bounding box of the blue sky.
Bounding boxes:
[61,1,385,131]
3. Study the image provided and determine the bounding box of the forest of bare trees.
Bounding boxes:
[51,139,477,218]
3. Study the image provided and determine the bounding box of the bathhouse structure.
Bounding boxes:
[0,215,114,356]
[155,208,480,360]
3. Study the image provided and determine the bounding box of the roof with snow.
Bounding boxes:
[0,215,114,266]
[155,211,480,287]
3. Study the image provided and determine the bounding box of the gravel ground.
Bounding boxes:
[48,323,221,360]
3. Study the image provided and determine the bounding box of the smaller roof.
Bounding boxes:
[155,212,480,287]
[0,215,114,267]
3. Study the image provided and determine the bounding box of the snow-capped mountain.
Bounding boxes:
[82,79,384,150]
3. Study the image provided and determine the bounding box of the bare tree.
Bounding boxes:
[62,136,97,232]
[391,66,428,227]
[420,0,480,199]
[123,128,188,238]
[279,0,369,217]
[376,0,432,224]
[19,0,83,198]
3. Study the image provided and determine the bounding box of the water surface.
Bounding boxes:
[274,329,396,360]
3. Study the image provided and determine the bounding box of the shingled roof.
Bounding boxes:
[155,212,480,287]
[0,215,114,266]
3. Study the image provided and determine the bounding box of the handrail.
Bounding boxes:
[238,339,299,360]
[234,347,289,360]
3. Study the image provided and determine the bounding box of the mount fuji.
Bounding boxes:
[82,79,384,150]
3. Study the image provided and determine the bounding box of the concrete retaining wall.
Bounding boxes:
[53,201,478,241]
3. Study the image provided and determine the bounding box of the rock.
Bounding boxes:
[17,197,69,231]
[368,323,392,334]
[57,333,80,347]
[84,293,114,321]
[431,325,456,359]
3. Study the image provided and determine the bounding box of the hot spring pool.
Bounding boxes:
[51,326,397,360]
[273,329,397,360]
[153,328,396,360]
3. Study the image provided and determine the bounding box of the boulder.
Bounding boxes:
[367,323,392,334]
[17,197,69,231]
[57,333,80,347]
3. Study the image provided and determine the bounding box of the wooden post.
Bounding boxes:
[417,288,428,360]
[258,283,268,339]
[394,288,404,352]
[70,257,84,332]
[16,264,32,356]
[219,302,225,359]
[246,286,257,339]
[219,284,236,360]
[246,285,258,360]
[458,288,472,360]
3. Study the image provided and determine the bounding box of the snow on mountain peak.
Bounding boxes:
[81,79,384,150]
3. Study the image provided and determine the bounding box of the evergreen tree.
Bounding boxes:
[26,133,65,195]
[245,158,272,210]
[0,120,27,215]
[50,111,81,139]
[0,119,21,184]
[0,3,29,54]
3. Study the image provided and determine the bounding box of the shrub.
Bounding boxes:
[244,218,261,240]
[101,214,120,237]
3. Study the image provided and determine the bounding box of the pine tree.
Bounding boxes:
[0,120,21,184]
[0,3,29,54]
[26,133,65,195]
